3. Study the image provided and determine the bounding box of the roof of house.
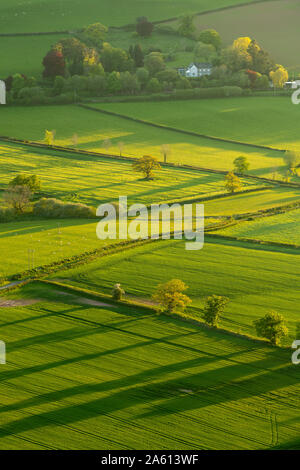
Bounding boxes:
[189,62,212,68]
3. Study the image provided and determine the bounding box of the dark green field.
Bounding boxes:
[0,283,299,450]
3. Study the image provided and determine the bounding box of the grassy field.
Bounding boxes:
[49,238,300,344]
[0,219,113,279]
[204,188,300,216]
[214,208,300,245]
[98,97,300,152]
[0,105,288,178]
[0,141,259,206]
[0,282,299,450]
[0,35,62,78]
[0,0,258,33]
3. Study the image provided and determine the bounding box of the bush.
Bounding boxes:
[33,198,95,218]
[0,207,17,222]
[254,312,288,346]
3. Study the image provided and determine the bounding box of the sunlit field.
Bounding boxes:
[0,105,288,178]
[215,208,300,245]
[49,238,300,344]
[0,282,299,450]
[97,97,300,151]
[0,0,256,32]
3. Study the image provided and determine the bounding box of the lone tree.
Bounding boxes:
[45,130,55,145]
[9,174,41,193]
[136,18,154,37]
[112,283,125,301]
[203,295,229,327]
[283,150,300,175]
[160,144,171,164]
[3,186,32,214]
[153,279,192,314]
[233,156,249,174]
[225,171,242,193]
[254,311,288,346]
[133,155,161,180]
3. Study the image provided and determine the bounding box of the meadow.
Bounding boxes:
[0,0,257,33]
[0,35,62,78]
[215,208,300,245]
[0,219,112,279]
[0,105,288,178]
[0,141,258,207]
[0,282,299,450]
[49,238,300,345]
[98,97,300,151]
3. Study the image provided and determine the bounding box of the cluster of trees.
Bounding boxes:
[1,173,95,219]
[176,14,289,90]
[152,278,288,345]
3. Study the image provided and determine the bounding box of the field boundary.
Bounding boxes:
[25,279,283,348]
[1,131,299,189]
[205,233,300,250]
[78,104,287,154]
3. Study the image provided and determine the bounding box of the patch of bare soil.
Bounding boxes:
[54,290,114,308]
[0,299,41,307]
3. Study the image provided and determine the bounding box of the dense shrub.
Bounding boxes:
[33,198,95,218]
[0,207,17,222]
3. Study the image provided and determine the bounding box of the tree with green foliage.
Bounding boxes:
[225,171,242,193]
[283,151,300,175]
[203,295,229,327]
[129,44,144,67]
[178,14,195,38]
[233,156,250,174]
[3,186,32,214]
[146,77,162,93]
[101,43,132,73]
[153,279,192,313]
[112,283,125,301]
[83,22,108,46]
[107,71,122,93]
[144,52,165,75]
[133,155,161,180]
[9,174,41,193]
[254,311,288,346]
[199,29,221,50]
[136,67,149,87]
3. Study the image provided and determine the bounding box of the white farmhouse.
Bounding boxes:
[177,63,213,78]
[0,80,6,104]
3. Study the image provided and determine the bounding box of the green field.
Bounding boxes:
[0,35,62,78]
[0,105,288,178]
[215,208,300,245]
[49,238,300,344]
[0,219,112,279]
[0,0,257,33]
[0,141,259,206]
[204,188,300,215]
[98,97,300,152]
[0,282,299,450]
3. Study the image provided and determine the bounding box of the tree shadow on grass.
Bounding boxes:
[0,352,298,441]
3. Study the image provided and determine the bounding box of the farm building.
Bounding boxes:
[177,63,213,78]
